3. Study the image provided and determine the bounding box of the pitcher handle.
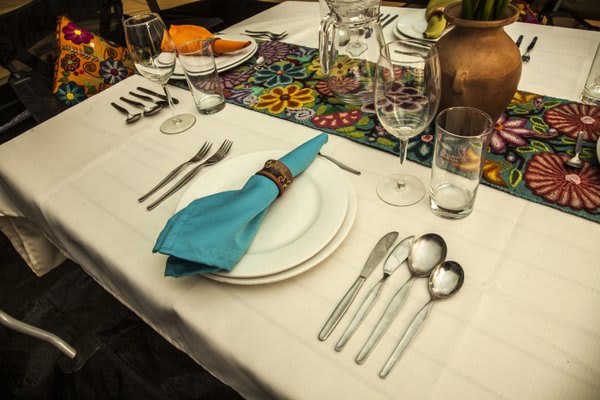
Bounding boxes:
[319,13,336,75]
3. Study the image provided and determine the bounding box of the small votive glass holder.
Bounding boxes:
[177,39,225,114]
[429,106,493,219]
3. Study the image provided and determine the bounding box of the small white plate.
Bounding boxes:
[394,9,450,42]
[206,176,357,285]
[171,33,257,79]
[176,150,349,279]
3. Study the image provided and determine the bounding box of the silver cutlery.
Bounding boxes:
[136,86,179,104]
[243,30,288,40]
[119,96,162,116]
[318,152,361,175]
[379,260,464,378]
[138,142,213,203]
[521,36,538,62]
[146,140,233,211]
[381,14,398,29]
[111,102,141,123]
[355,233,446,364]
[318,231,399,341]
[379,13,390,24]
[129,91,168,107]
[515,34,523,48]
[565,131,585,169]
[335,235,414,351]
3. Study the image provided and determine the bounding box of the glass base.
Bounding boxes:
[160,113,196,134]
[377,174,425,206]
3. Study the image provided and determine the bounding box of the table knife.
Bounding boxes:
[334,235,414,351]
[318,231,399,341]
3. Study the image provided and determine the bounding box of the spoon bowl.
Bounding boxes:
[254,56,266,70]
[126,112,142,123]
[428,260,464,299]
[408,233,447,276]
[141,104,162,116]
[565,131,584,169]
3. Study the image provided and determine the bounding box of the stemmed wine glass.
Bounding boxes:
[374,40,441,206]
[123,13,196,134]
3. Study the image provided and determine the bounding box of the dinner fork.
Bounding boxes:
[521,36,538,62]
[243,30,288,40]
[146,140,233,211]
[138,142,212,203]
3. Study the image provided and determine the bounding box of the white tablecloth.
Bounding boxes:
[1,2,600,399]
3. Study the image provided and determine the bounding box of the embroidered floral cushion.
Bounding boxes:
[52,16,135,106]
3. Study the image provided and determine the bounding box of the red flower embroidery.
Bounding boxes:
[312,110,362,129]
[524,152,600,211]
[544,103,600,141]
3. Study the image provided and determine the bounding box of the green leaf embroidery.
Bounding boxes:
[530,140,550,151]
[349,131,365,138]
[377,137,394,147]
[316,105,328,115]
[529,116,546,127]
[357,116,370,126]
[83,45,94,55]
[336,126,356,133]
[509,168,522,187]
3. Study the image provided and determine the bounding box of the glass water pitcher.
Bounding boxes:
[319,0,384,106]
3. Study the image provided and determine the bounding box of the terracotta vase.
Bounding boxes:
[435,3,521,122]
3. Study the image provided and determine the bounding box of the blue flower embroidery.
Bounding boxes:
[253,62,307,87]
[100,59,128,85]
[55,81,86,106]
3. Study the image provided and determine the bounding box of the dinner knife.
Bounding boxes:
[318,231,399,341]
[334,235,414,351]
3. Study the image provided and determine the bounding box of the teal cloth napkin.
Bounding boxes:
[153,133,329,277]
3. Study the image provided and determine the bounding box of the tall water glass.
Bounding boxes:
[123,13,196,134]
[582,43,600,105]
[374,40,441,206]
[429,107,493,219]
[177,39,225,115]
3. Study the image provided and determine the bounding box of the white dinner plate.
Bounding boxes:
[206,176,357,285]
[171,34,257,79]
[394,9,450,42]
[176,150,349,279]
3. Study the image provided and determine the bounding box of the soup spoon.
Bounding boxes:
[379,260,464,378]
[120,96,162,116]
[110,102,142,124]
[565,131,584,169]
[356,233,446,364]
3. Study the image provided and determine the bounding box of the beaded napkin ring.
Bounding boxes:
[256,159,293,197]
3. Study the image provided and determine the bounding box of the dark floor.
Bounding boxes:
[0,232,244,399]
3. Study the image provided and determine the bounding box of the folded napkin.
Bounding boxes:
[424,0,459,39]
[153,133,328,277]
[168,25,251,55]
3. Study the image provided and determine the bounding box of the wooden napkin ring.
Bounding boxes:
[256,159,293,197]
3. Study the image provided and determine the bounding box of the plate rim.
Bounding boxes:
[175,149,349,279]
[394,9,448,42]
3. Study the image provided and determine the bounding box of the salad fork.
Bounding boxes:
[138,142,213,203]
[146,140,233,211]
[243,30,288,40]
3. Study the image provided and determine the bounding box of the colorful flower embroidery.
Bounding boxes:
[55,81,86,106]
[524,153,600,211]
[489,114,537,153]
[62,21,93,45]
[255,85,315,114]
[60,54,80,72]
[329,56,361,77]
[327,76,361,95]
[100,59,128,84]
[364,82,427,113]
[544,103,600,141]
[312,110,362,129]
[258,41,290,63]
[254,62,308,87]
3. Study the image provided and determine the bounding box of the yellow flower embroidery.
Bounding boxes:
[329,56,361,77]
[255,85,315,114]
[307,59,324,76]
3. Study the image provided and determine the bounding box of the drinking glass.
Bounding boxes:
[374,40,441,206]
[123,13,196,134]
[582,42,600,106]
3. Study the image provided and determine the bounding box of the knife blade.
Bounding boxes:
[136,86,180,104]
[318,231,399,341]
[334,235,414,351]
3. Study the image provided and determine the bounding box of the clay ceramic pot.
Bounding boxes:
[435,3,521,122]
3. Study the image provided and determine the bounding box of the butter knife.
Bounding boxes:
[334,235,414,351]
[318,231,399,341]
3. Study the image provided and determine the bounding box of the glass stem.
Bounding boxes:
[162,84,177,119]
[397,138,408,189]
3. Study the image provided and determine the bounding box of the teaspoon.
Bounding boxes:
[565,131,584,169]
[110,102,141,123]
[119,96,162,116]
[355,233,446,364]
[379,260,464,378]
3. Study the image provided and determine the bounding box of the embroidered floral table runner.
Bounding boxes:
[171,41,600,223]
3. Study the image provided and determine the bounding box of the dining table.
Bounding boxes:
[1,1,600,399]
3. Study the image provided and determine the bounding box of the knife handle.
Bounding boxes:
[318,276,365,341]
[335,277,385,351]
[355,276,414,364]
[120,96,145,108]
[111,102,130,115]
